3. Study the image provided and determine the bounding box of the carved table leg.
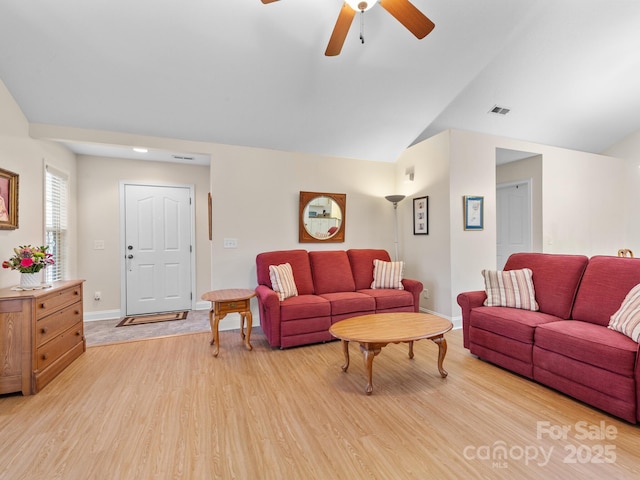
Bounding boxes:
[431,335,448,377]
[208,307,216,346]
[240,313,246,340]
[340,340,350,372]
[360,343,383,395]
[408,340,414,359]
[210,310,225,357]
[244,310,253,351]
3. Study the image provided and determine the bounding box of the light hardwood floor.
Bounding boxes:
[1,329,639,479]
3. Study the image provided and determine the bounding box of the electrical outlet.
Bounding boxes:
[94,291,101,301]
[223,238,238,248]
[422,289,429,299]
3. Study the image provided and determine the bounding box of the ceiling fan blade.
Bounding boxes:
[325,4,357,56]
[379,0,435,39]
[261,0,280,3]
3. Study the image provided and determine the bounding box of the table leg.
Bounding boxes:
[240,314,246,340]
[431,335,448,377]
[408,340,414,359]
[360,343,383,395]
[208,308,215,346]
[210,309,224,357]
[340,340,350,372]
[243,310,253,351]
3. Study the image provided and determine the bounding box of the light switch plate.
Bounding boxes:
[223,238,238,248]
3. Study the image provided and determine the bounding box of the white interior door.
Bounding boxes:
[497,181,532,270]
[124,184,193,315]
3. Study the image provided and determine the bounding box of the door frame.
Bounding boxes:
[119,181,197,317]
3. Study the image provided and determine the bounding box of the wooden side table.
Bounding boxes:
[201,288,256,357]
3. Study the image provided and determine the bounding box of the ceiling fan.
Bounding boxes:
[261,0,435,56]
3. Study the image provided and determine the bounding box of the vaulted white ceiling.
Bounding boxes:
[1,0,639,163]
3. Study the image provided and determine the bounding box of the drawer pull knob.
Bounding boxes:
[41,353,48,361]
[39,303,46,309]
[229,302,236,308]
[76,331,81,336]
[41,327,48,334]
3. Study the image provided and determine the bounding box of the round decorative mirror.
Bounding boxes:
[299,191,346,243]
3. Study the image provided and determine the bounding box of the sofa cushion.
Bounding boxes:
[269,263,298,301]
[358,288,414,310]
[318,291,376,315]
[573,256,640,326]
[535,321,638,377]
[309,251,356,294]
[609,283,640,342]
[482,268,538,311]
[347,249,392,290]
[469,306,562,344]
[279,294,331,321]
[371,259,405,290]
[256,250,315,295]
[504,253,588,319]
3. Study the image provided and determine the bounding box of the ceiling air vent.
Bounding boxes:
[172,155,195,161]
[489,105,510,115]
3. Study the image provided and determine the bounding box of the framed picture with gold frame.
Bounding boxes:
[0,168,19,230]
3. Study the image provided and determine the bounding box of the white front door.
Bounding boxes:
[497,181,532,270]
[123,184,193,315]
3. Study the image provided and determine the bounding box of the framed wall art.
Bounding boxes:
[463,195,483,231]
[0,168,19,230]
[413,196,429,235]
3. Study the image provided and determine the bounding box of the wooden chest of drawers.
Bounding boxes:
[0,280,84,395]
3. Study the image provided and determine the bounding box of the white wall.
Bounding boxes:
[209,144,397,292]
[395,129,633,324]
[5,75,640,326]
[541,148,628,256]
[394,131,452,316]
[604,131,640,254]
[0,81,77,290]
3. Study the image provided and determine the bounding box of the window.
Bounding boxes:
[45,165,69,283]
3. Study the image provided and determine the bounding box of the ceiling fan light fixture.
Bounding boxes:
[345,0,378,12]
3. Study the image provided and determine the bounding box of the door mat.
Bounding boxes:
[116,311,189,327]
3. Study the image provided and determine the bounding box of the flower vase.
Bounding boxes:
[20,272,41,289]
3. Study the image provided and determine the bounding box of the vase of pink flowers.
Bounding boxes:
[2,245,55,288]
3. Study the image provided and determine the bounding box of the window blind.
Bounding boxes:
[45,165,69,283]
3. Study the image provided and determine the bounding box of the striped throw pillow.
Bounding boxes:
[609,283,640,342]
[371,259,405,290]
[482,268,539,311]
[269,263,298,301]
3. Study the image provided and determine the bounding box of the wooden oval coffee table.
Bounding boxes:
[329,312,453,395]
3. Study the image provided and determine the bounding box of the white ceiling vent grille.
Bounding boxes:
[172,155,195,161]
[489,105,511,115]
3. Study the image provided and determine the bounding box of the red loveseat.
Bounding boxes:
[255,249,423,348]
[457,253,640,423]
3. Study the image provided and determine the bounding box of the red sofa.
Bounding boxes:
[457,253,640,423]
[255,249,423,348]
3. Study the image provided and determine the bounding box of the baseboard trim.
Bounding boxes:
[419,307,462,330]
[84,300,212,322]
